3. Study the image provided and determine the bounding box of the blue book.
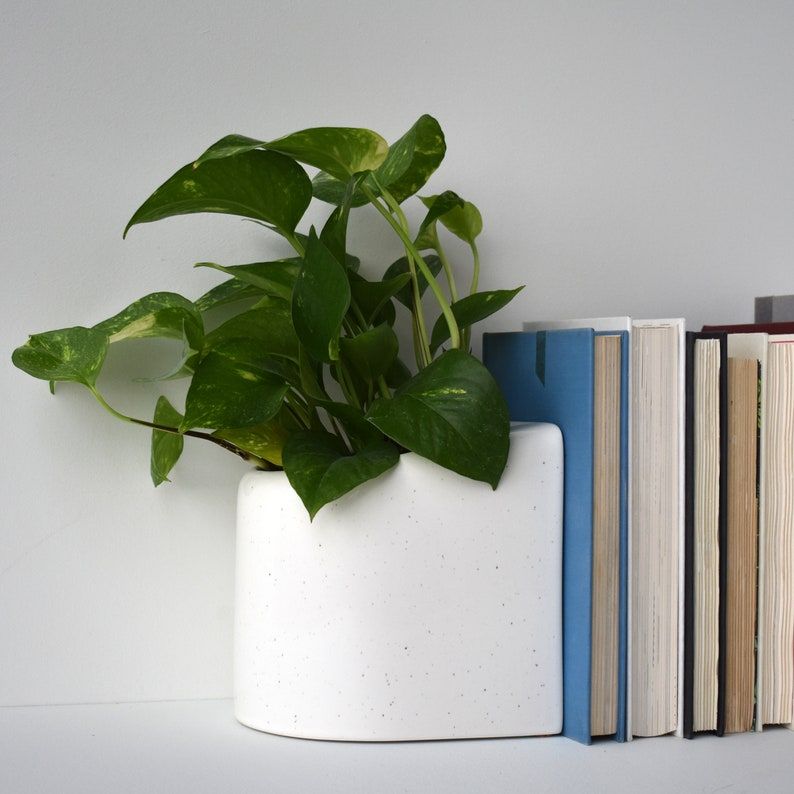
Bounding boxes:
[483,328,629,744]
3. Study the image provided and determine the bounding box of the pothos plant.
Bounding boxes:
[12,115,522,518]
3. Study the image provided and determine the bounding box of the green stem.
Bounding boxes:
[285,232,305,257]
[433,228,459,303]
[376,375,391,400]
[285,392,311,428]
[469,240,480,295]
[369,190,431,366]
[333,363,360,410]
[376,182,460,347]
[88,387,272,468]
[363,182,461,354]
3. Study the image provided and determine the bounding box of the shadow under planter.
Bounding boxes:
[234,422,563,741]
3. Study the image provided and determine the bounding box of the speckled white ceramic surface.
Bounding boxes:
[234,422,563,741]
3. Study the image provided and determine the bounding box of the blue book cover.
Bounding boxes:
[483,328,595,744]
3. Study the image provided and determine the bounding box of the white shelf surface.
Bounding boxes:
[1,699,792,793]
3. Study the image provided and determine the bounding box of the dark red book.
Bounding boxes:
[701,322,794,334]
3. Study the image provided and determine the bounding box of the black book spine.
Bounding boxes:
[683,332,696,739]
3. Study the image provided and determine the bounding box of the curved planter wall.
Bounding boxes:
[234,422,563,741]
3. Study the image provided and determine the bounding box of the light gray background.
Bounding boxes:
[2,1,794,708]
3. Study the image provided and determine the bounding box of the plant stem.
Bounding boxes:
[364,189,430,367]
[285,232,305,257]
[433,228,459,303]
[469,240,480,295]
[376,375,391,400]
[88,387,272,468]
[362,182,461,354]
[285,392,311,428]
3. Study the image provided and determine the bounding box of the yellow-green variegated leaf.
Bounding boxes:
[195,128,388,183]
[12,326,108,387]
[312,115,446,206]
[213,418,290,467]
[376,114,446,203]
[268,127,388,181]
[93,292,203,345]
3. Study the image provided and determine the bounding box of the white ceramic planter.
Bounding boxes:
[234,422,563,741]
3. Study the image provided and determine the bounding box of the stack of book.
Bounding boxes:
[483,317,794,744]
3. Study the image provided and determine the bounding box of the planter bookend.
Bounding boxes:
[234,422,563,741]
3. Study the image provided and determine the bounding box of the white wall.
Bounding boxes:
[2,0,793,706]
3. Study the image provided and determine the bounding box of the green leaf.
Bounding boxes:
[319,401,385,451]
[382,254,442,308]
[312,115,446,206]
[429,287,524,353]
[292,229,351,363]
[212,416,289,466]
[269,127,388,181]
[320,172,369,267]
[366,349,509,488]
[375,114,446,204]
[12,327,108,387]
[311,171,369,207]
[203,305,299,362]
[93,292,203,345]
[150,396,184,486]
[348,271,411,325]
[182,349,289,430]
[339,323,399,383]
[421,194,482,244]
[190,134,265,163]
[282,430,399,518]
[384,356,412,389]
[417,190,464,233]
[207,337,301,387]
[124,150,311,238]
[194,259,301,301]
[195,279,263,312]
[195,128,389,183]
[298,344,328,401]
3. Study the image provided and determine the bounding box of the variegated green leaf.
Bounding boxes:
[213,417,290,466]
[12,327,108,387]
[203,305,299,362]
[93,292,203,345]
[366,350,509,488]
[125,150,311,238]
[312,115,446,206]
[195,279,263,312]
[182,349,289,431]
